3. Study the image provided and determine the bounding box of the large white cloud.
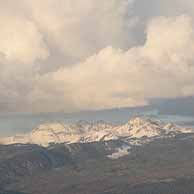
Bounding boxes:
[25,15,194,112]
[0,3,49,64]
[21,0,136,61]
[1,0,194,113]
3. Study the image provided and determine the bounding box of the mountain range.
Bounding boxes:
[1,118,194,194]
[0,117,193,147]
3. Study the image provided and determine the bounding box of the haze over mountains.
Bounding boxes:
[2,96,194,137]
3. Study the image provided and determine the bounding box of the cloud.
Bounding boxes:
[21,0,137,61]
[0,3,49,64]
[1,1,194,113]
[25,15,194,112]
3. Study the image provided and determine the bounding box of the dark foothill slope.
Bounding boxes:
[1,134,194,193]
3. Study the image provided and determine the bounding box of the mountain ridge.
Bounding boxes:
[0,117,193,147]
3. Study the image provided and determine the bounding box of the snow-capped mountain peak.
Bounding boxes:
[0,118,193,147]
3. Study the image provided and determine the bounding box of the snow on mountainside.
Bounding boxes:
[0,118,193,147]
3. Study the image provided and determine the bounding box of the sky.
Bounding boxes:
[1,0,194,113]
